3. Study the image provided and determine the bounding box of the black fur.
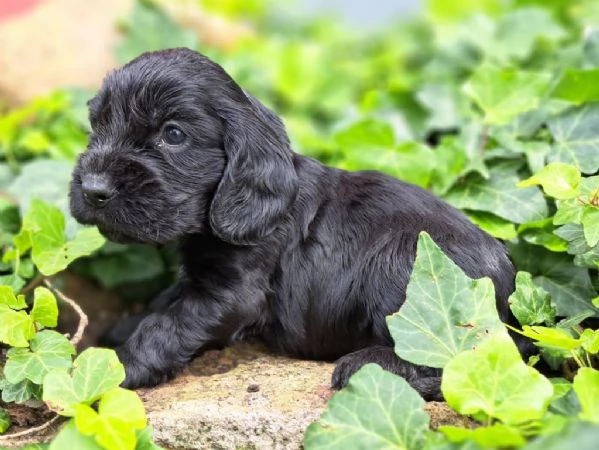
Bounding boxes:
[70,48,528,400]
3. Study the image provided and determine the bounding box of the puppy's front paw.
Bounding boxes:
[331,352,365,390]
[115,345,174,389]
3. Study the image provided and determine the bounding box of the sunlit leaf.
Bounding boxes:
[463,64,551,125]
[304,364,429,449]
[387,232,504,368]
[43,348,125,416]
[442,332,553,424]
[4,330,75,385]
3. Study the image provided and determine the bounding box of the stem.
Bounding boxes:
[570,350,586,368]
[0,415,62,441]
[19,273,44,295]
[43,278,88,347]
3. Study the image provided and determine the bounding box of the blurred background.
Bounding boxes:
[1,0,599,346]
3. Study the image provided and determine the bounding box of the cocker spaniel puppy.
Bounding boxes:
[70,48,526,400]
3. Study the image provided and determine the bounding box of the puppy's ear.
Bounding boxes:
[209,92,299,245]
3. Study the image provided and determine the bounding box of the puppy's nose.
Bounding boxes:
[81,174,116,208]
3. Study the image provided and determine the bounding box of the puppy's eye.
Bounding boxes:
[163,125,186,146]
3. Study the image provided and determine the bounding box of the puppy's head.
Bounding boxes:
[70,48,298,245]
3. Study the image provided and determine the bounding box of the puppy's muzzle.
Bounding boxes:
[81,173,117,208]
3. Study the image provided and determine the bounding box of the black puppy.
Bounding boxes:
[70,48,524,399]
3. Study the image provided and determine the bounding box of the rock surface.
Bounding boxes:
[140,343,464,449]
[0,342,464,449]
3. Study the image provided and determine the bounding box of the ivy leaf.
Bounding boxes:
[554,224,591,255]
[580,329,599,354]
[334,118,394,151]
[49,421,103,450]
[515,325,581,350]
[0,305,35,347]
[492,7,566,62]
[581,207,599,247]
[552,68,599,105]
[0,285,27,309]
[441,332,553,424]
[518,162,581,200]
[43,348,125,416]
[573,368,599,424]
[463,64,551,125]
[0,407,11,434]
[0,378,42,403]
[517,218,568,253]
[30,287,59,328]
[304,364,429,449]
[23,199,105,276]
[445,170,548,224]
[465,211,517,240]
[75,388,147,450]
[548,104,599,174]
[4,330,75,385]
[584,29,599,68]
[526,421,599,449]
[440,423,526,448]
[83,244,165,289]
[508,271,556,326]
[387,232,504,368]
[114,0,199,64]
[136,427,163,450]
[508,242,599,317]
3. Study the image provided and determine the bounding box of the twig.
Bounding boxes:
[19,273,45,295]
[0,414,62,440]
[43,279,88,347]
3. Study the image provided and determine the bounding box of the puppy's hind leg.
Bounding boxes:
[331,345,443,401]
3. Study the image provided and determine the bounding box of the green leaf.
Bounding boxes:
[515,325,581,350]
[387,232,504,368]
[304,364,429,449]
[440,423,526,448]
[43,348,125,416]
[441,332,553,424]
[584,28,599,68]
[7,160,79,235]
[518,162,581,200]
[554,224,591,255]
[463,64,551,125]
[554,199,585,225]
[49,420,103,450]
[23,199,105,276]
[0,407,11,434]
[526,421,599,450]
[0,378,42,403]
[552,68,599,104]
[508,271,556,326]
[4,330,75,384]
[464,211,517,240]
[548,104,599,174]
[0,285,27,309]
[0,304,35,347]
[114,0,199,64]
[517,218,568,253]
[30,287,59,328]
[84,244,165,289]
[580,329,599,354]
[334,118,395,151]
[573,368,599,424]
[75,388,147,450]
[492,8,566,62]
[136,427,163,450]
[581,207,599,247]
[508,242,599,317]
[445,171,548,224]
